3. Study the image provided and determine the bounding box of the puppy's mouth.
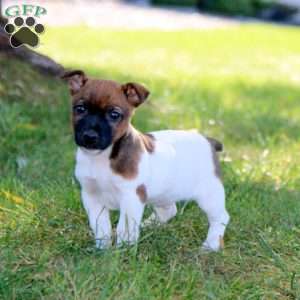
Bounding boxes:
[75,130,111,150]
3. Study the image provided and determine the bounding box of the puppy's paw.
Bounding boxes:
[95,238,111,250]
[116,231,139,248]
[116,235,137,248]
[201,236,224,252]
[141,212,159,227]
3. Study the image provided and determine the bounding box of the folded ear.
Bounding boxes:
[122,82,150,107]
[61,70,87,95]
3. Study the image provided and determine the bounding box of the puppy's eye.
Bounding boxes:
[108,110,122,121]
[74,105,86,114]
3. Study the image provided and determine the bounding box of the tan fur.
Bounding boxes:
[72,79,134,142]
[219,236,224,249]
[62,70,87,95]
[122,82,150,107]
[110,126,155,179]
[136,184,147,203]
[110,127,141,179]
[207,137,223,152]
[139,133,155,153]
[207,137,222,179]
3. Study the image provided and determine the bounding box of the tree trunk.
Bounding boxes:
[0,0,7,25]
[0,0,10,52]
[0,1,65,77]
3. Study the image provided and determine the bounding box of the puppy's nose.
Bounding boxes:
[83,130,98,145]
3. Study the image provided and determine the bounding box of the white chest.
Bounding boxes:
[74,148,123,209]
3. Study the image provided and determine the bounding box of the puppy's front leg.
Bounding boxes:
[116,192,145,246]
[81,190,112,249]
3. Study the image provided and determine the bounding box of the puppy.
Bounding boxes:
[62,70,230,251]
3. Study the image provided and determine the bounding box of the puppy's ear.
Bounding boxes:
[61,70,87,95]
[122,82,150,107]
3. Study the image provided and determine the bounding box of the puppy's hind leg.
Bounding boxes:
[195,179,230,251]
[143,203,177,227]
[155,204,177,223]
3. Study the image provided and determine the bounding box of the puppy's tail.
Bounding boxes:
[207,137,223,152]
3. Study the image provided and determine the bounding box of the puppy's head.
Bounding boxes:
[62,70,149,151]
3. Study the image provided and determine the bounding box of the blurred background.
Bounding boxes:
[2,0,300,27]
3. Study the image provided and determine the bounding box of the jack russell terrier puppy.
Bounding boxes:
[62,70,230,251]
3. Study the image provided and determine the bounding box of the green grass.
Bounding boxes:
[1,24,300,299]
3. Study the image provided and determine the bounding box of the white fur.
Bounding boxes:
[75,130,230,251]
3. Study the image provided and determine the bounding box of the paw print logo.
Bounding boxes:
[4,16,45,48]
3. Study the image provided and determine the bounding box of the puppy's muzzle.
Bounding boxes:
[82,130,99,148]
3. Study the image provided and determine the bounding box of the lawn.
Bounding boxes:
[1,24,300,299]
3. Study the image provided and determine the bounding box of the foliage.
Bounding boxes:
[198,0,276,16]
[151,0,275,16]
[151,0,198,7]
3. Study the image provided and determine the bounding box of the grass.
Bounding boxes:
[1,24,300,299]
